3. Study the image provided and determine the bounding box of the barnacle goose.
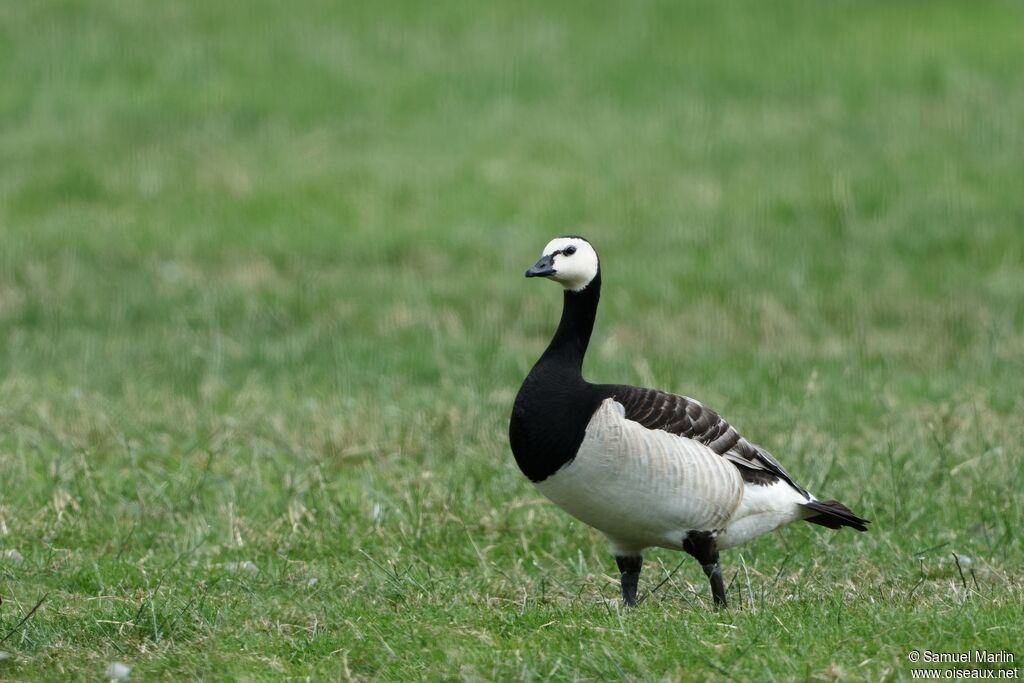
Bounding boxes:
[509,236,868,608]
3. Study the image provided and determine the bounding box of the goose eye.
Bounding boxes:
[563,246,577,256]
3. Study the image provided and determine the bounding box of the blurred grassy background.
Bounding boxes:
[1,0,1022,679]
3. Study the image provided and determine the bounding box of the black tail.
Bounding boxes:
[801,500,869,532]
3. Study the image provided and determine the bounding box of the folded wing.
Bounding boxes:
[600,384,809,498]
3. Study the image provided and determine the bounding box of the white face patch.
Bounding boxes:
[538,237,600,291]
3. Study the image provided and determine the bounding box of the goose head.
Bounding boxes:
[525,236,600,292]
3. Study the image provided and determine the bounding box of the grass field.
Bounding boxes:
[2,0,1023,680]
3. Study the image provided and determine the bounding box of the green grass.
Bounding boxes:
[2,0,1023,680]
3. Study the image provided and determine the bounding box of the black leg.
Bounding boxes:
[683,531,728,608]
[615,555,643,607]
[703,560,727,607]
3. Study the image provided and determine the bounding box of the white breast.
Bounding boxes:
[535,398,744,554]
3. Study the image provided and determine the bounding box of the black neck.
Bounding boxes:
[509,271,604,482]
[536,271,602,373]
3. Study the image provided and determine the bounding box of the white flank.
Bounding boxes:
[535,398,744,555]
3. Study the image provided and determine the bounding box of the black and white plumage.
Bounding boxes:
[509,236,868,608]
